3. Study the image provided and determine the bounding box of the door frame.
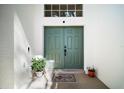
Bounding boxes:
[44,26,84,69]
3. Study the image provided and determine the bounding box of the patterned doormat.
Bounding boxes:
[52,73,76,82]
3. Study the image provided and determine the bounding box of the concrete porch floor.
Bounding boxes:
[29,69,109,89]
[51,69,109,89]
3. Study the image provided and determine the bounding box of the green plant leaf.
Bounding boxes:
[31,57,46,72]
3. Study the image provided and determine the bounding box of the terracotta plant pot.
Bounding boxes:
[88,70,95,77]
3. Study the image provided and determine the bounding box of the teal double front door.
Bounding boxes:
[44,26,83,69]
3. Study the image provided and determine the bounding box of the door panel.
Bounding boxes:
[44,26,83,69]
[64,27,83,68]
[44,27,64,68]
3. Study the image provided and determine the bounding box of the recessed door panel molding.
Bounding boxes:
[67,36,72,49]
[44,26,83,69]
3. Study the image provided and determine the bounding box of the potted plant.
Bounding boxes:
[87,66,96,77]
[31,57,46,78]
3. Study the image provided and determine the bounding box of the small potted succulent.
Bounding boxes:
[87,66,96,77]
[31,57,46,79]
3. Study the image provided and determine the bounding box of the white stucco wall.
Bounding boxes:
[0,5,33,89]
[14,12,32,89]
[44,17,84,26]
[84,4,124,88]
[15,5,44,56]
[0,5,14,88]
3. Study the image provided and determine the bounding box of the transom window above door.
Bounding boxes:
[44,4,83,17]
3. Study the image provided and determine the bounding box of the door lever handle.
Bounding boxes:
[64,45,67,56]
[64,49,67,52]
[64,49,67,56]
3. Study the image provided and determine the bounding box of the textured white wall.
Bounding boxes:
[0,5,14,88]
[14,12,32,89]
[15,5,44,56]
[44,17,84,26]
[84,4,124,88]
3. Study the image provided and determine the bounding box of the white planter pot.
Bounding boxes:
[36,71,44,77]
